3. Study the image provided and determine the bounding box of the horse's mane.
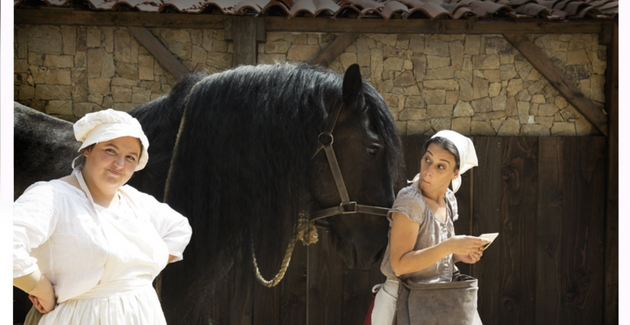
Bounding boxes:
[128,72,206,200]
[162,63,403,284]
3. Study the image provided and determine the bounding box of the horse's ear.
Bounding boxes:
[342,64,364,111]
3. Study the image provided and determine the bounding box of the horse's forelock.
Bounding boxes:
[362,81,405,187]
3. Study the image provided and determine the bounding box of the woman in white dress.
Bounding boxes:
[13,109,193,325]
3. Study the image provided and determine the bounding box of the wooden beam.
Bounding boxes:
[14,9,225,29]
[127,26,189,80]
[604,23,618,325]
[14,9,610,35]
[311,33,360,67]
[502,33,608,136]
[266,18,608,35]
[224,16,266,42]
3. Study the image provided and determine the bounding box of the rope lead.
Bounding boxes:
[252,214,318,287]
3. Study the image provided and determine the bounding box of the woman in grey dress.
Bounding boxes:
[370,130,489,325]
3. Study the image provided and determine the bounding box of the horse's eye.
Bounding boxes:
[367,144,382,156]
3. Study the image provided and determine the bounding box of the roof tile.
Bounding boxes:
[468,1,512,17]
[515,2,551,17]
[381,1,409,20]
[14,0,618,20]
[407,2,453,19]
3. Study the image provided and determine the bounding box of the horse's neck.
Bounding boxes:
[298,187,318,214]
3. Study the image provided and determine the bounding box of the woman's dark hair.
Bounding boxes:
[72,144,95,169]
[422,136,460,170]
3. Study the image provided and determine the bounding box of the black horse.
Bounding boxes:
[14,63,404,324]
[14,102,78,198]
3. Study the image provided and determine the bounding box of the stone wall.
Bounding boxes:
[14,26,231,118]
[14,24,607,136]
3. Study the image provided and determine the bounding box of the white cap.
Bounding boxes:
[431,130,478,193]
[74,109,149,171]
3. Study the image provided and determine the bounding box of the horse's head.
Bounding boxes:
[126,63,403,289]
[309,64,404,270]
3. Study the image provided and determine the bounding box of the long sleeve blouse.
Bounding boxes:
[13,177,192,304]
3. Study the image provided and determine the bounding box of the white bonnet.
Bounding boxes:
[74,109,149,171]
[430,130,477,193]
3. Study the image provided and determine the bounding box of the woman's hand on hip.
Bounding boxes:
[28,275,56,314]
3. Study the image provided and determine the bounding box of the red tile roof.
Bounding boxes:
[14,0,618,20]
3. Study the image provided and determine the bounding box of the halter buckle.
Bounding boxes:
[340,201,358,214]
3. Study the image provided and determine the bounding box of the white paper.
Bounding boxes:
[480,232,499,250]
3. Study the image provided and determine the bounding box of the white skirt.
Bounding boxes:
[36,281,166,325]
[371,278,399,325]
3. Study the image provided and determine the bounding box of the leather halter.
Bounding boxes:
[309,102,391,228]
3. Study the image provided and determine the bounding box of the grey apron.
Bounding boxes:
[394,273,482,325]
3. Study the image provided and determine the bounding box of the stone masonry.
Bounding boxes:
[14,24,607,136]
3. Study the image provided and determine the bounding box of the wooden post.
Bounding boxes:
[225,16,266,67]
[603,22,618,325]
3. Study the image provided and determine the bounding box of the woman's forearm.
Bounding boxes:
[391,241,451,276]
[13,269,43,293]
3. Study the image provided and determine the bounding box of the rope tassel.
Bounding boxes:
[252,214,318,287]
